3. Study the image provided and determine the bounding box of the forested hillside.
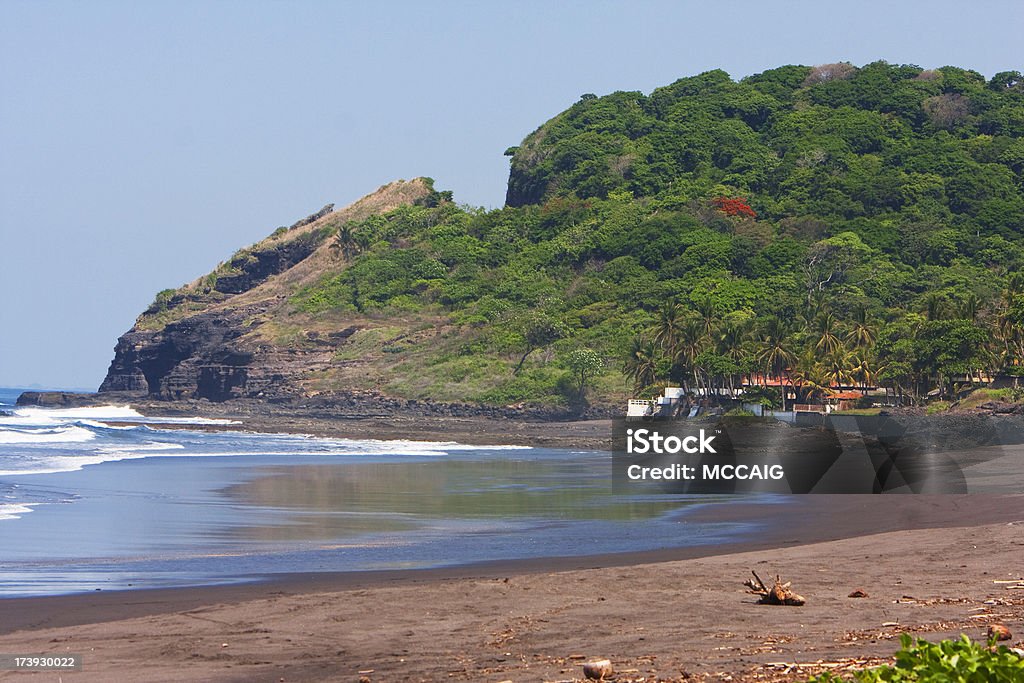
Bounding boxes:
[113,62,1024,411]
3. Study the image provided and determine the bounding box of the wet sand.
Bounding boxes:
[1,494,1022,682]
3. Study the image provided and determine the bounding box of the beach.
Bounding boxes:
[4,398,1024,680]
[1,494,1022,682]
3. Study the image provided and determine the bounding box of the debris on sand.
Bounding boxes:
[744,570,806,606]
[582,658,614,680]
[988,623,1013,641]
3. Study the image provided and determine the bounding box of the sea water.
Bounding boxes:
[0,388,767,596]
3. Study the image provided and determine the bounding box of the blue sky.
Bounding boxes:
[2,0,1022,389]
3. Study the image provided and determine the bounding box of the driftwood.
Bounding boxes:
[744,570,806,606]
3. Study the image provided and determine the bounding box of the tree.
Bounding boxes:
[566,349,603,401]
[814,312,843,354]
[914,320,989,399]
[804,232,871,303]
[756,317,796,410]
[717,316,754,396]
[652,302,685,359]
[820,346,857,389]
[958,293,981,322]
[514,315,567,375]
[789,349,829,405]
[694,351,740,405]
[332,223,363,261]
[923,292,947,321]
[673,319,706,394]
[711,196,757,218]
[623,335,659,395]
[989,71,1023,92]
[652,301,696,384]
[922,93,971,130]
[803,62,857,85]
[694,294,717,340]
[846,304,877,350]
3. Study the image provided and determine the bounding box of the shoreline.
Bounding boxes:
[0,495,1021,681]
[103,412,616,451]
[2,494,1020,628]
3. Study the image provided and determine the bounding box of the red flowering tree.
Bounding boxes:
[712,196,757,218]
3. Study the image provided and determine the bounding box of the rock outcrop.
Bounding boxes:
[97,179,432,403]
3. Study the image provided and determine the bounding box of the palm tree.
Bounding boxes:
[652,302,685,365]
[996,276,1024,385]
[996,316,1024,386]
[622,335,659,395]
[756,317,796,410]
[807,289,829,317]
[923,292,946,321]
[814,312,842,354]
[850,350,876,391]
[717,319,753,398]
[959,292,981,322]
[845,304,877,350]
[332,224,362,261]
[694,295,717,341]
[821,346,857,390]
[790,348,829,405]
[673,319,706,396]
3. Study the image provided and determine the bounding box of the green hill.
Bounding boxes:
[101,62,1024,412]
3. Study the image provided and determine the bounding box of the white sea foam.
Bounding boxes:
[1,406,239,429]
[0,451,153,476]
[0,414,60,427]
[0,402,531,479]
[77,419,140,430]
[0,503,37,521]
[307,438,532,456]
[0,426,96,444]
[13,405,144,420]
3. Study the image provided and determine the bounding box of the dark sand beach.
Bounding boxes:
[1,494,1022,682]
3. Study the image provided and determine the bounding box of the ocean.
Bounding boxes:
[0,387,765,596]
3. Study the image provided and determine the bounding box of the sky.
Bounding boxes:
[1,0,1022,390]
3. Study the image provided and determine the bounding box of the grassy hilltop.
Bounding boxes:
[124,62,1024,410]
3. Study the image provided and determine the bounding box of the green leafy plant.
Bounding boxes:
[808,634,1024,682]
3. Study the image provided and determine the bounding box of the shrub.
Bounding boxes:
[808,633,1024,681]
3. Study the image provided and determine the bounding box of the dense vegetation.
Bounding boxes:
[137,63,1023,408]
[283,62,1024,408]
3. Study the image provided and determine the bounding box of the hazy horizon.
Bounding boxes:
[2,0,1023,389]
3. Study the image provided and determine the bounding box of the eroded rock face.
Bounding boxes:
[98,307,336,402]
[213,231,324,295]
[96,179,434,406]
[101,311,243,400]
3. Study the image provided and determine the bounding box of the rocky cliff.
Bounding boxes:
[98,179,432,402]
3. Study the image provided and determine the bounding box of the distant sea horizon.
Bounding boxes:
[2,385,96,396]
